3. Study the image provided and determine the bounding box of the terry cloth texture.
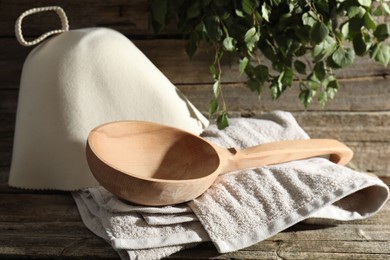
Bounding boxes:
[10,27,208,190]
[73,111,389,259]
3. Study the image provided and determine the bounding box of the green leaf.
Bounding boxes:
[209,64,217,79]
[372,1,389,15]
[341,22,350,39]
[358,0,372,7]
[254,11,263,22]
[302,12,316,27]
[150,0,167,25]
[217,112,229,129]
[254,65,269,83]
[308,72,321,85]
[299,89,313,108]
[235,9,245,17]
[223,37,236,51]
[261,3,270,22]
[239,57,249,75]
[308,79,320,92]
[294,60,306,74]
[270,84,279,100]
[187,1,201,19]
[276,71,284,89]
[185,39,197,58]
[317,92,327,107]
[311,22,329,44]
[185,31,199,57]
[244,27,256,42]
[247,78,262,94]
[221,12,231,20]
[315,0,329,14]
[326,79,339,99]
[313,61,326,81]
[150,0,168,32]
[373,5,384,16]
[281,67,294,86]
[370,43,390,66]
[381,2,390,15]
[244,27,260,52]
[209,98,219,115]
[347,6,365,19]
[348,17,364,37]
[363,12,377,31]
[353,34,369,56]
[332,47,355,68]
[203,16,223,41]
[242,0,255,14]
[374,24,390,41]
[312,36,337,62]
[213,80,220,97]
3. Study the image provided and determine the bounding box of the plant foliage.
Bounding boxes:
[150,0,390,129]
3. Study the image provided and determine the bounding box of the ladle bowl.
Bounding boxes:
[86,121,353,206]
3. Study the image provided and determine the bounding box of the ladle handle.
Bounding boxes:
[221,139,353,173]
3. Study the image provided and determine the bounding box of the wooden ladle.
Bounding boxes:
[86,121,353,206]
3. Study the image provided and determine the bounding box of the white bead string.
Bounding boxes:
[15,6,69,47]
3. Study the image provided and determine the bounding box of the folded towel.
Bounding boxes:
[72,191,199,260]
[73,111,389,259]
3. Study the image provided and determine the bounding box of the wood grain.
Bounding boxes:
[0,178,388,259]
[87,120,353,205]
[2,108,390,175]
[2,38,389,89]
[0,0,152,37]
[178,78,390,113]
[1,0,388,37]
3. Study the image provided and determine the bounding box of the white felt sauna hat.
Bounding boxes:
[9,7,208,190]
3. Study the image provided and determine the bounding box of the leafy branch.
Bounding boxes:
[150,0,390,129]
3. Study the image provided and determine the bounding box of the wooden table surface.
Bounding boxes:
[1,167,389,259]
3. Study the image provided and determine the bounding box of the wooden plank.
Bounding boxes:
[1,110,390,175]
[273,240,390,255]
[0,39,29,89]
[1,0,388,39]
[178,78,390,113]
[277,225,390,241]
[0,182,388,259]
[137,39,390,83]
[1,38,389,89]
[0,142,12,168]
[0,169,11,193]
[2,137,390,176]
[276,252,390,259]
[2,73,390,113]
[0,236,118,259]
[0,193,81,222]
[345,141,390,176]
[0,222,93,237]
[170,236,390,259]
[1,226,386,260]
[169,251,388,260]
[293,112,390,142]
[168,242,280,259]
[0,0,152,37]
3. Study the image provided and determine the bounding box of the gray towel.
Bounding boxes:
[73,111,389,259]
[72,189,205,259]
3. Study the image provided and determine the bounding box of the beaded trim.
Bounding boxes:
[15,6,69,47]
